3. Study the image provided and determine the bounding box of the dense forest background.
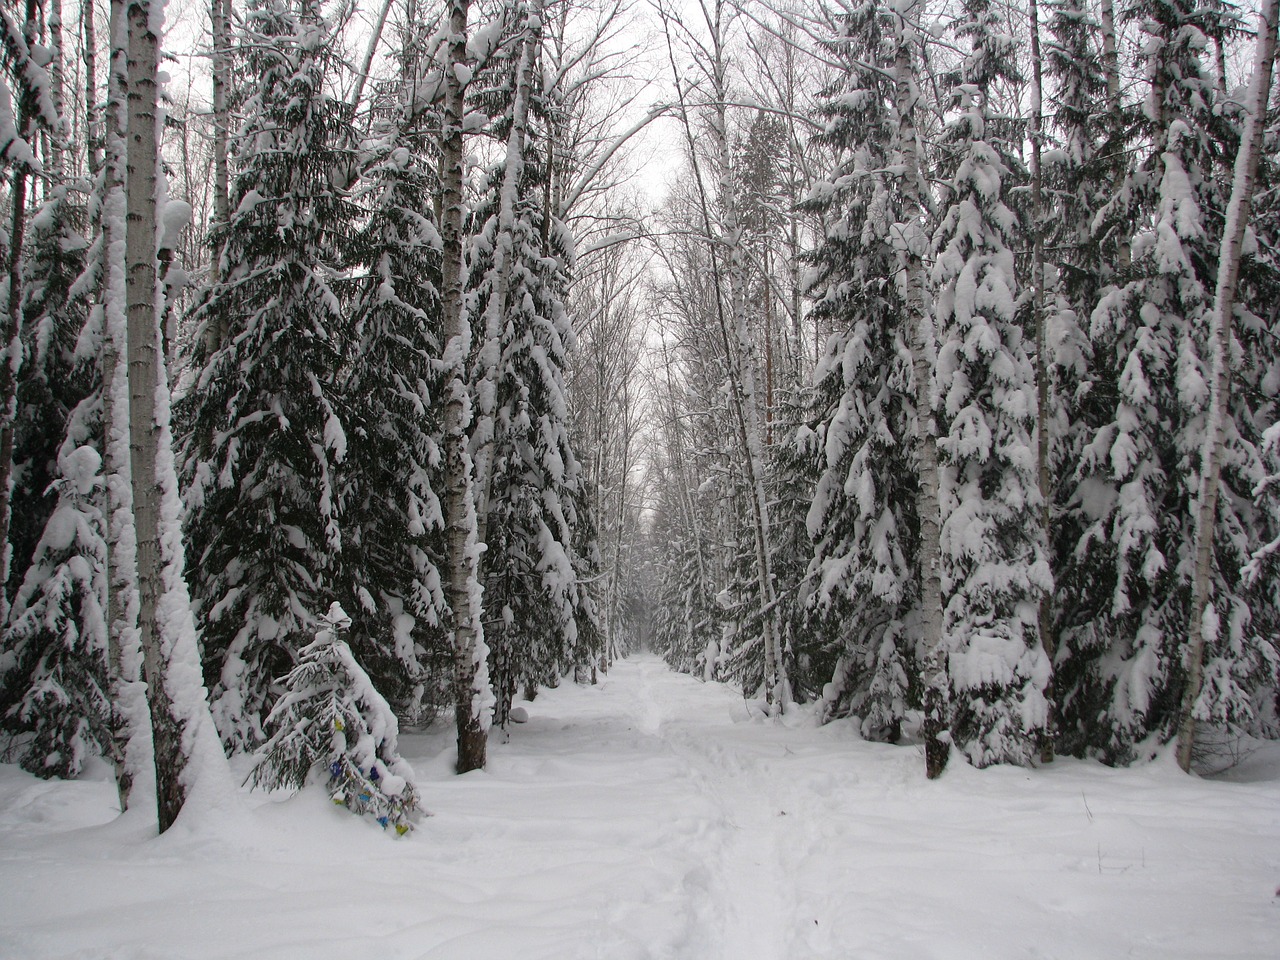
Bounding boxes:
[1,0,1278,830]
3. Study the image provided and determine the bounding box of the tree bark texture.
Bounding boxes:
[1029,0,1056,764]
[439,0,491,774]
[124,0,188,831]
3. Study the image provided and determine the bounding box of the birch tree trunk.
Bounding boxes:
[891,1,948,779]
[84,0,103,176]
[691,0,784,713]
[125,0,228,830]
[719,186,785,710]
[124,0,189,830]
[1176,0,1279,773]
[47,0,66,179]
[1029,0,1056,764]
[1098,0,1130,270]
[0,0,38,627]
[349,0,395,126]
[208,0,230,298]
[439,0,492,774]
[103,0,152,813]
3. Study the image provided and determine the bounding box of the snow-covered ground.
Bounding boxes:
[1,654,1276,959]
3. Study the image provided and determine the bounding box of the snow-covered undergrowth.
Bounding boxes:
[1,654,1276,959]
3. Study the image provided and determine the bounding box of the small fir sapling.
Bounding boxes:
[251,603,420,834]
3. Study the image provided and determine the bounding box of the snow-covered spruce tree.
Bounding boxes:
[465,2,598,724]
[647,432,721,678]
[1037,0,1127,758]
[468,171,595,722]
[566,482,602,681]
[252,603,420,834]
[1,1,65,626]
[1069,0,1271,761]
[655,0,785,709]
[718,394,830,706]
[0,183,103,779]
[767,388,836,706]
[8,186,91,599]
[179,0,356,751]
[930,0,1051,767]
[0,436,109,778]
[647,311,726,680]
[1239,29,1280,740]
[646,239,736,682]
[802,0,923,739]
[338,115,451,719]
[1176,0,1280,768]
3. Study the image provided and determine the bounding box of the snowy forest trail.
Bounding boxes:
[2,654,1278,960]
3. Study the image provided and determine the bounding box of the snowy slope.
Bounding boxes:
[1,654,1276,959]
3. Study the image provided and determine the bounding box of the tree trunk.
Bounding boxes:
[439,0,491,774]
[84,0,103,177]
[1029,0,1056,764]
[47,0,66,179]
[1098,0,1129,270]
[1176,0,1279,774]
[0,0,39,626]
[892,2,948,779]
[124,0,189,831]
[125,0,230,830]
[349,0,395,127]
[208,0,230,300]
[103,0,151,813]
[703,0,783,713]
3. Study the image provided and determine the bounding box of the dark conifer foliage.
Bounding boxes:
[0,429,109,778]
[8,188,92,600]
[1059,0,1275,760]
[179,0,357,750]
[803,1,923,737]
[2,0,1277,792]
[468,150,596,723]
[465,5,599,724]
[338,118,451,718]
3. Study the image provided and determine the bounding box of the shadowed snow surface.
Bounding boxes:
[1,654,1276,958]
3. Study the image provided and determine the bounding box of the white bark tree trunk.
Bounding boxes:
[1176,0,1279,773]
[1099,0,1130,270]
[1029,0,1056,764]
[103,0,152,813]
[349,0,395,127]
[439,0,492,773]
[208,0,230,299]
[124,0,228,830]
[702,0,784,712]
[47,0,66,178]
[84,0,103,176]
